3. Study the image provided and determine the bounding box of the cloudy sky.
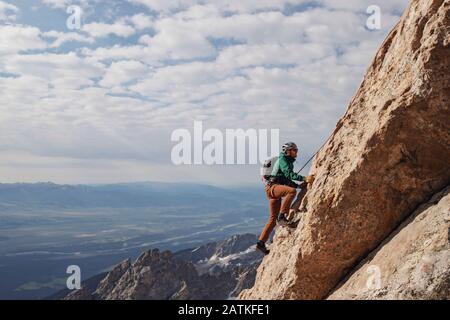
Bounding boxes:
[0,0,408,186]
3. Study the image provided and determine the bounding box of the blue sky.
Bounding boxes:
[0,0,408,186]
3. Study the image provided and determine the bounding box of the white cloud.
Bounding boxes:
[138,26,216,60]
[0,25,47,55]
[0,74,50,106]
[43,30,95,48]
[99,60,149,88]
[41,0,91,9]
[4,52,103,79]
[122,13,153,30]
[0,1,18,21]
[41,0,71,8]
[2,52,105,91]
[82,45,160,64]
[215,43,333,69]
[129,61,224,94]
[83,22,136,38]
[82,26,217,63]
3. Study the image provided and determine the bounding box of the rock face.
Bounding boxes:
[62,234,262,300]
[328,187,449,299]
[240,0,450,300]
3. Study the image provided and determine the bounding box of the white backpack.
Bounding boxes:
[260,156,279,181]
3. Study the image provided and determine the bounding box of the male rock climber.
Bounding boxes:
[256,142,315,255]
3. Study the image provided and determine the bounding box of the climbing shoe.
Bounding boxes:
[286,219,299,229]
[256,241,270,255]
[276,213,290,226]
[298,206,307,213]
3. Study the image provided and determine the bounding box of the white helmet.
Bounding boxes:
[282,142,298,154]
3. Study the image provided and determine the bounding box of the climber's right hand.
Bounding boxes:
[304,175,315,184]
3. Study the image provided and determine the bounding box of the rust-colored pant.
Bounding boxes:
[259,184,296,243]
[259,183,309,243]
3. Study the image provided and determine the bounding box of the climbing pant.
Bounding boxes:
[259,184,297,243]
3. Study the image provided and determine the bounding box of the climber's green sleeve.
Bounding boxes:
[278,155,304,181]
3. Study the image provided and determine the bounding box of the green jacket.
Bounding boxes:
[272,152,304,182]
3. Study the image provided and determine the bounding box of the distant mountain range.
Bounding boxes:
[49,233,263,300]
[0,181,263,209]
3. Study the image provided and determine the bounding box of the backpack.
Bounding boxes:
[260,156,279,182]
